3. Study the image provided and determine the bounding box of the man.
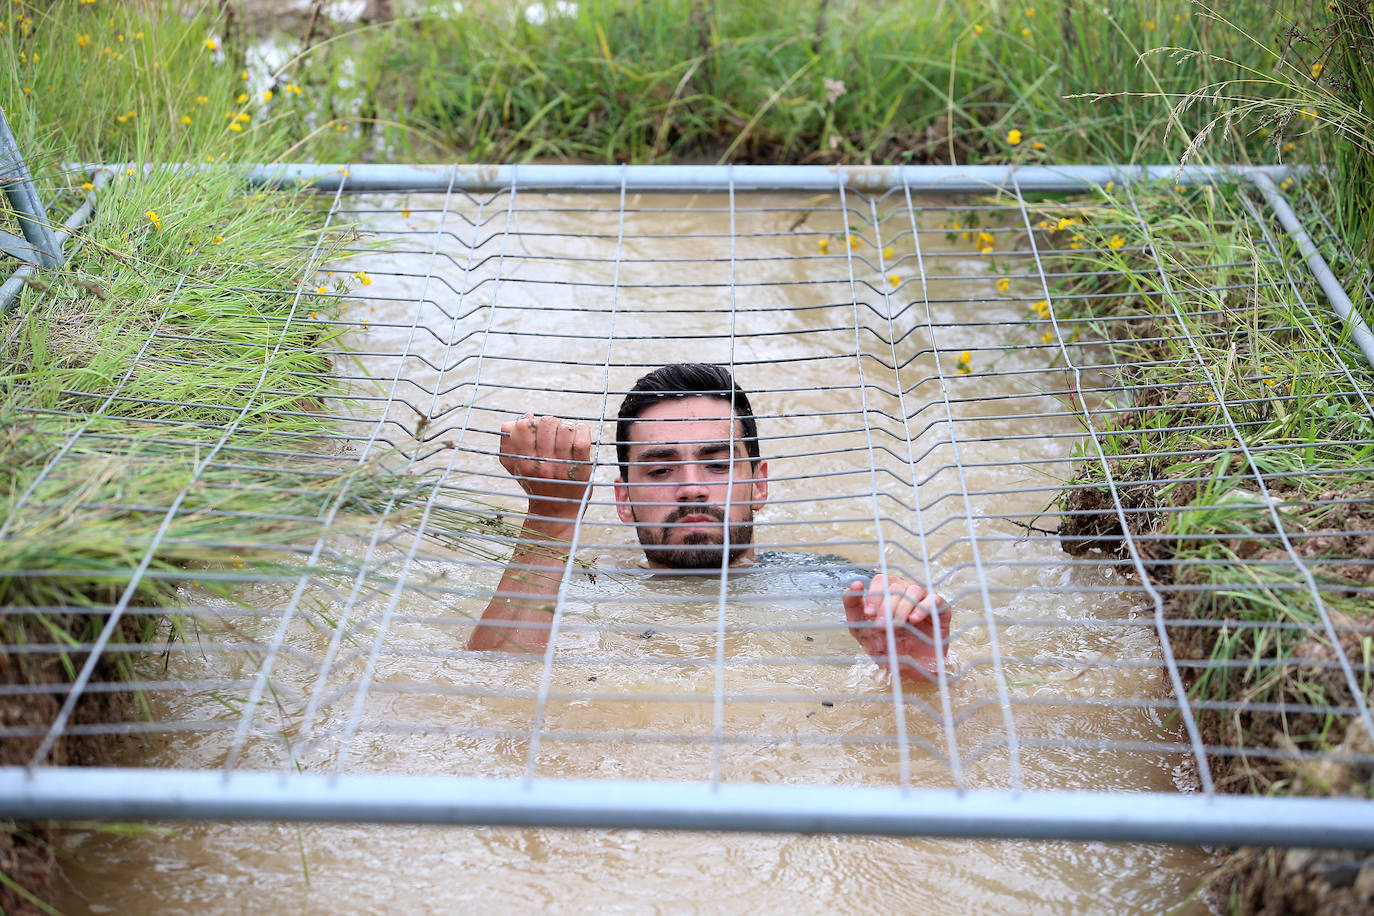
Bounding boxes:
[467,363,950,682]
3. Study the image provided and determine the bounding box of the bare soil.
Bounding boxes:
[1059,477,1374,913]
[1,617,139,914]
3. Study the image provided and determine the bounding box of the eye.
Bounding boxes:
[706,462,730,473]
[647,467,672,479]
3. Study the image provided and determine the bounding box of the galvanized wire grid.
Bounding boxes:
[3,165,1373,846]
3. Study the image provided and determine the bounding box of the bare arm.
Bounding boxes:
[467,413,594,653]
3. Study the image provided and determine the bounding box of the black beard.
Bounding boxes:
[634,504,754,569]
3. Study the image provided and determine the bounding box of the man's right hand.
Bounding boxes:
[498,413,594,530]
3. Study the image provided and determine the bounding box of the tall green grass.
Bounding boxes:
[359,0,1296,165]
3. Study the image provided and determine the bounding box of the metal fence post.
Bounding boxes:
[0,106,63,270]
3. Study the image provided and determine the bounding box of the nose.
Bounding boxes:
[676,463,708,502]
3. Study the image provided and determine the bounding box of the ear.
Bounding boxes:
[749,459,769,508]
[613,477,636,524]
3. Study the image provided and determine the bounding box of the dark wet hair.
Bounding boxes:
[616,363,760,479]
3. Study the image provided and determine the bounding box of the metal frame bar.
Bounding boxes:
[5,767,1373,849]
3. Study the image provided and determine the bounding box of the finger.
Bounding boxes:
[571,423,592,470]
[864,574,892,618]
[842,580,866,625]
[514,413,543,480]
[497,419,519,474]
[900,583,928,625]
[535,415,562,461]
[554,420,577,476]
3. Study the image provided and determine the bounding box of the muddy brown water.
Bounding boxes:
[58,192,1214,913]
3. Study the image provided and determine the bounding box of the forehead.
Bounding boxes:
[625,396,743,448]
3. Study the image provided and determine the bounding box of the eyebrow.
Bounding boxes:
[634,441,736,464]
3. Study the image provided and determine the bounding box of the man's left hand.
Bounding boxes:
[842,574,951,683]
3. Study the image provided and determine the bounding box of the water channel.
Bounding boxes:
[58,191,1214,914]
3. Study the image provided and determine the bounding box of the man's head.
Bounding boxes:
[613,364,768,569]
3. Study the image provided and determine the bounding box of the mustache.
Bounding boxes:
[662,505,727,527]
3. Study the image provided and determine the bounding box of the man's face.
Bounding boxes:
[614,396,768,569]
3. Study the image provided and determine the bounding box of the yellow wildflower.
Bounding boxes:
[1033,299,1050,317]
[1031,141,1046,150]
[882,245,894,259]
[1281,176,1294,191]
[1056,217,1076,231]
[996,277,1011,292]
[204,38,217,51]
[1105,181,1116,193]
[241,69,249,80]
[1021,27,1031,37]
[353,271,372,286]
[80,182,94,191]
[977,231,995,248]
[181,115,192,124]
[77,33,91,48]
[237,112,250,123]
[235,92,248,104]
[1311,62,1323,78]
[262,89,273,102]
[972,23,984,37]
[888,274,900,287]
[1025,8,1035,16]
[196,95,209,104]
[818,238,830,254]
[1144,20,1155,31]
[311,311,320,320]
[1109,234,1125,250]
[317,285,328,294]
[1039,219,1051,232]
[955,350,972,375]
[1007,129,1023,146]
[401,209,412,218]
[145,209,162,229]
[229,123,243,133]
[285,83,302,95]
[1041,331,1054,345]
[846,233,861,248]
[213,236,224,244]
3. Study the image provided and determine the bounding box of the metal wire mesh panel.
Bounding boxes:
[3,165,1372,849]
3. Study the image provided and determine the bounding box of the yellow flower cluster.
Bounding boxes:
[145,209,162,229]
[955,350,972,375]
[1032,299,1050,318]
[353,270,372,286]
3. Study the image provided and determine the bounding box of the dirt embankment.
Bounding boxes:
[1,617,137,914]
[1059,471,1374,912]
